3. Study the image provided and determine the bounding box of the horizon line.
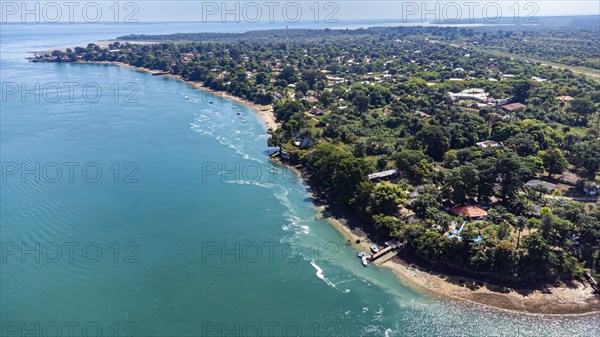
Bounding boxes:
[1,13,599,25]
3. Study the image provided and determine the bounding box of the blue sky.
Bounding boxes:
[1,1,599,23]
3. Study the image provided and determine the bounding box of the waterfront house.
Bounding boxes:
[293,132,317,149]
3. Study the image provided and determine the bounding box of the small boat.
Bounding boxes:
[209,101,214,104]
[357,252,368,258]
[236,112,241,115]
[361,256,369,266]
[370,244,379,254]
[185,96,190,101]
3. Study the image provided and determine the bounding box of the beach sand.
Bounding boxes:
[183,81,279,131]
[317,204,600,315]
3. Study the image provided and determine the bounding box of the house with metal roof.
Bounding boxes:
[367,169,399,182]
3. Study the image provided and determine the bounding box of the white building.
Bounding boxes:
[448,88,489,102]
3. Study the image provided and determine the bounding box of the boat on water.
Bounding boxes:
[185,96,190,101]
[370,244,379,253]
[358,252,371,266]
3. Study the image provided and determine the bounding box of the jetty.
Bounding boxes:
[370,240,404,266]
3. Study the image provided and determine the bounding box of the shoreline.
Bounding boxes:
[319,204,600,316]
[80,60,598,316]
[274,158,600,316]
[80,61,279,130]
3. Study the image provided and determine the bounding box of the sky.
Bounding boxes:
[1,1,599,23]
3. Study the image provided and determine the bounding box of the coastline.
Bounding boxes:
[319,206,600,316]
[81,61,279,130]
[82,60,598,316]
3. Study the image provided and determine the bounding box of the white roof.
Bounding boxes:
[368,169,398,180]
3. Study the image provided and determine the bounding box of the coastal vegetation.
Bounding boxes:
[38,26,600,288]
[457,29,600,70]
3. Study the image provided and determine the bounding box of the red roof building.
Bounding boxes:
[451,206,488,219]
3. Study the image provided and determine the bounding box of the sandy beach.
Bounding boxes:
[183,81,279,131]
[317,204,600,316]
[80,60,598,316]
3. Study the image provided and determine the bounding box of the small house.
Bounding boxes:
[498,103,527,112]
[448,88,488,102]
[414,111,432,119]
[451,206,488,219]
[526,179,557,193]
[476,140,499,148]
[558,172,580,186]
[308,106,323,116]
[556,96,574,102]
[367,169,399,182]
[294,132,317,149]
[304,96,318,104]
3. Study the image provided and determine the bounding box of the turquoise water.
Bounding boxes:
[1,24,599,336]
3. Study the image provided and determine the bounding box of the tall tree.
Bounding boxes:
[538,149,569,175]
[415,125,450,161]
[570,140,600,178]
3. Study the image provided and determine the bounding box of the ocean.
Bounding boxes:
[1,22,598,336]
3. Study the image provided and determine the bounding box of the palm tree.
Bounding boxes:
[514,216,528,249]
